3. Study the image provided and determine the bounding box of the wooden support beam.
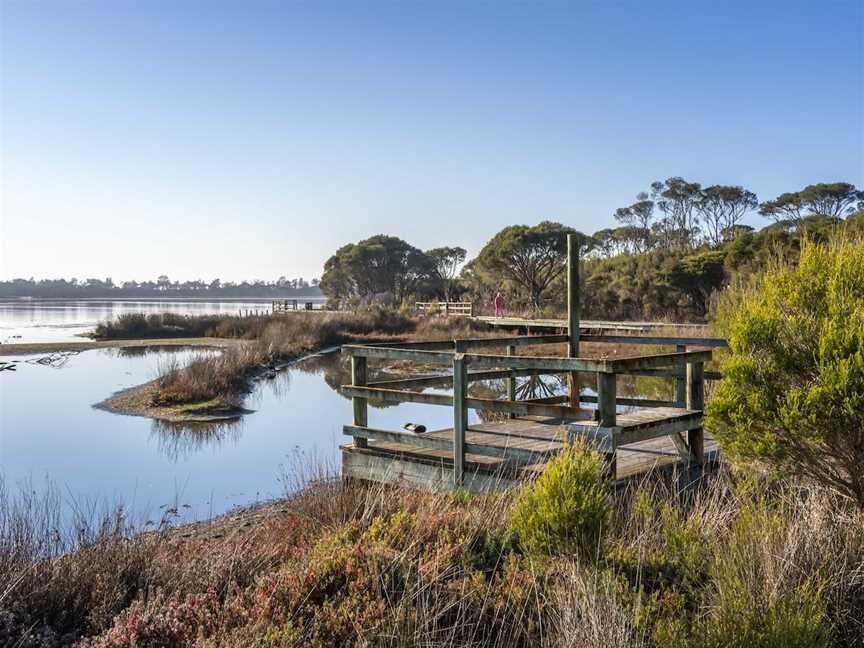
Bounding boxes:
[342,425,560,466]
[364,334,568,350]
[351,356,368,449]
[580,334,727,348]
[342,386,452,406]
[521,393,679,409]
[686,360,705,466]
[343,345,455,364]
[341,386,596,419]
[675,344,686,407]
[465,397,595,420]
[596,371,618,479]
[453,354,468,486]
[606,349,712,372]
[368,369,511,390]
[567,233,581,407]
[462,352,611,373]
[507,345,516,419]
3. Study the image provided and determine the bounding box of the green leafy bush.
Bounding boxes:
[509,442,611,559]
[707,237,864,508]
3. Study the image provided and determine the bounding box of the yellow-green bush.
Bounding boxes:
[707,237,864,508]
[509,442,611,559]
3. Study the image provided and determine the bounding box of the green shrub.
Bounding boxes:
[509,442,611,559]
[696,583,830,648]
[707,237,864,508]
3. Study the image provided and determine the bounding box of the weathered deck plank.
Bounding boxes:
[342,415,717,489]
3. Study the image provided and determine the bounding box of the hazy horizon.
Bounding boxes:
[2,0,862,283]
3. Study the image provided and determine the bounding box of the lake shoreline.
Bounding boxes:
[0,336,241,356]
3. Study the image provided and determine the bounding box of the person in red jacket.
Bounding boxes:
[494,291,504,318]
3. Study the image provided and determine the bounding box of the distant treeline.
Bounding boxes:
[0,276,323,299]
[321,179,864,321]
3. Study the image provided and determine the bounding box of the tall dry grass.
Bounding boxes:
[147,309,417,407]
[2,467,862,647]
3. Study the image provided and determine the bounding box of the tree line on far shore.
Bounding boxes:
[0,276,323,299]
[320,179,864,321]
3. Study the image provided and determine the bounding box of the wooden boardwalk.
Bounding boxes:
[342,415,718,491]
[472,315,712,333]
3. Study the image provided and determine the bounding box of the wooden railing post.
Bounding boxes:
[686,360,704,465]
[506,345,516,419]
[452,353,467,486]
[675,344,686,407]
[351,356,368,449]
[596,371,617,480]
[567,234,581,407]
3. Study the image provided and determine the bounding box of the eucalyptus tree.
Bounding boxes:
[320,235,435,305]
[760,182,864,228]
[697,185,758,245]
[472,221,590,310]
[650,177,703,248]
[613,195,655,252]
[426,246,467,301]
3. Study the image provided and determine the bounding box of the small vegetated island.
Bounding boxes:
[3,181,864,646]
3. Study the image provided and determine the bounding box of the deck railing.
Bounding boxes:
[342,332,722,486]
[415,301,474,316]
[272,299,317,313]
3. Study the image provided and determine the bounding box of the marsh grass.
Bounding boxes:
[141,309,419,408]
[2,467,862,647]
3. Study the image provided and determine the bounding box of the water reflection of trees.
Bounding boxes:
[150,419,243,462]
[114,345,213,358]
[296,353,405,410]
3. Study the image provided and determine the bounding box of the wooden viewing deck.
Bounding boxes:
[343,417,719,491]
[342,235,726,492]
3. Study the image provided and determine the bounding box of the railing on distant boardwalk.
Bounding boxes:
[272,299,317,313]
[415,301,474,316]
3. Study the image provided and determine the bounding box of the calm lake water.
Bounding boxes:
[0,301,665,525]
[0,346,476,523]
[0,297,326,344]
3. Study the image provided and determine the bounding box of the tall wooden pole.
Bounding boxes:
[567,234,581,407]
[351,356,368,448]
[686,360,705,465]
[452,354,467,486]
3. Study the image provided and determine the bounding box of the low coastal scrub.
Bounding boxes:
[510,441,611,559]
[2,470,862,647]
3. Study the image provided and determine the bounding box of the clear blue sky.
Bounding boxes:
[2,0,861,282]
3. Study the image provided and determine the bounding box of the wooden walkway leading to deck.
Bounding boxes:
[472,316,713,333]
[342,415,718,491]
